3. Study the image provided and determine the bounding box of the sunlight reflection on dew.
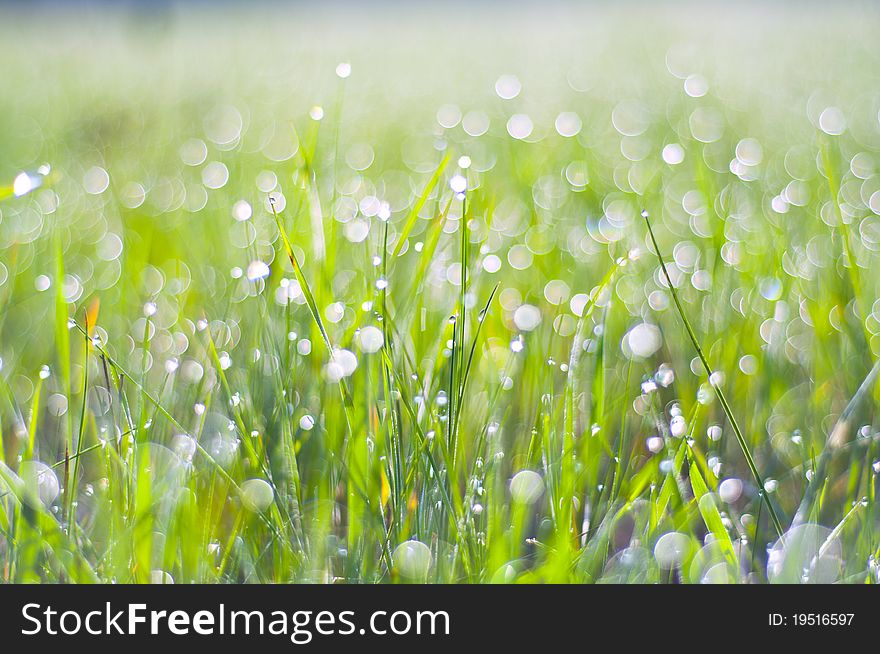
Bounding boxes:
[506,114,533,140]
[494,74,521,99]
[509,470,544,504]
[393,540,432,580]
[240,478,274,513]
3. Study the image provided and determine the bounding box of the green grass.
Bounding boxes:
[1,3,880,583]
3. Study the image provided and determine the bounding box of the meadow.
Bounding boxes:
[1,3,879,583]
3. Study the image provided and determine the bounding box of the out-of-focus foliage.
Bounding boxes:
[0,3,879,583]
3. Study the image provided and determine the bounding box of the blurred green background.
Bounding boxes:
[1,2,879,583]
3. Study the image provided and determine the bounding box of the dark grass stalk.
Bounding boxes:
[642,209,785,539]
[65,316,90,538]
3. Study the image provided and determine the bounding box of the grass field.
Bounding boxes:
[1,2,880,583]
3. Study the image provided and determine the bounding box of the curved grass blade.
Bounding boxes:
[391,152,451,258]
[642,209,784,539]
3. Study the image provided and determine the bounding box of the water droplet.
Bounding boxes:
[449,174,467,194]
[240,478,274,512]
[719,478,743,503]
[656,364,675,387]
[393,540,432,580]
[647,436,664,453]
[513,304,542,331]
[509,470,544,504]
[670,415,687,437]
[623,323,662,359]
[356,325,384,353]
[246,260,271,282]
[654,531,691,569]
[232,200,253,222]
[13,171,42,197]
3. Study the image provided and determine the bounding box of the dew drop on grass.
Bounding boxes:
[232,200,252,222]
[19,461,60,507]
[647,436,664,453]
[482,254,501,273]
[449,174,467,194]
[739,354,758,375]
[513,304,541,331]
[554,111,582,137]
[662,143,685,165]
[202,161,229,189]
[13,171,42,197]
[171,434,197,462]
[356,325,384,353]
[506,114,533,140]
[240,478,274,513]
[246,260,270,282]
[683,74,708,97]
[654,531,691,569]
[623,322,662,359]
[509,470,544,504]
[719,478,743,503]
[670,415,687,437]
[494,74,521,99]
[83,166,110,194]
[35,275,51,292]
[767,523,842,583]
[818,107,846,135]
[393,540,432,580]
